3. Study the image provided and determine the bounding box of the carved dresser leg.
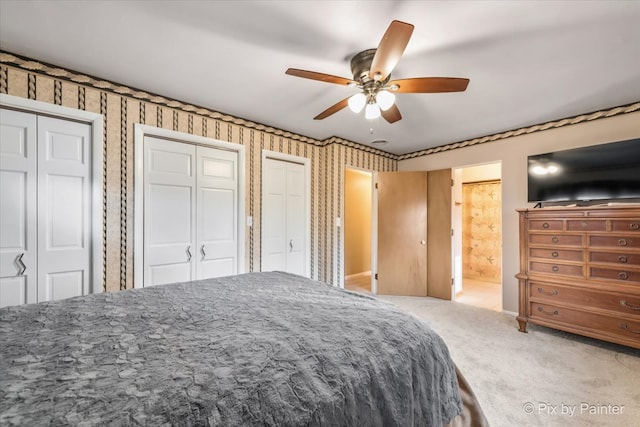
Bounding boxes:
[517,319,528,333]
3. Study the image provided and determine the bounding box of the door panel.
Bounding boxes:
[286,162,306,276]
[377,172,428,296]
[196,146,238,279]
[262,159,287,272]
[0,109,36,307]
[37,116,92,301]
[144,137,196,286]
[262,157,307,275]
[427,169,453,300]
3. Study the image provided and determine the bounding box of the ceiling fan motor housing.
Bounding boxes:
[350,49,390,88]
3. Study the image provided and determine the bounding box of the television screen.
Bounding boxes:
[527,138,640,203]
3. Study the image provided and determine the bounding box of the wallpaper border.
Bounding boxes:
[0,51,395,159]
[2,51,640,163]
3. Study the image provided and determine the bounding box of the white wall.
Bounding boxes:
[400,111,640,313]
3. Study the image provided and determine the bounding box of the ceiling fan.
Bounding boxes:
[285,20,469,123]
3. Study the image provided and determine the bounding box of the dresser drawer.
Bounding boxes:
[530,261,584,277]
[530,302,640,342]
[530,248,583,262]
[611,220,640,233]
[589,251,640,267]
[567,220,606,231]
[589,235,640,249]
[528,220,563,231]
[529,234,583,246]
[530,283,640,316]
[590,267,640,284]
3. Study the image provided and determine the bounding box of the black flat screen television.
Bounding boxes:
[527,138,640,203]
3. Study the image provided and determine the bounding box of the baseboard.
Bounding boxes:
[502,310,518,317]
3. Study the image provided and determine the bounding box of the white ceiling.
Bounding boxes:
[1,1,639,155]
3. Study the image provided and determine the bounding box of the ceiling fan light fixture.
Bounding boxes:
[376,90,395,111]
[365,102,381,120]
[348,92,367,113]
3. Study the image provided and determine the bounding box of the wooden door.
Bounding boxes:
[377,172,428,296]
[427,169,453,300]
[0,109,37,307]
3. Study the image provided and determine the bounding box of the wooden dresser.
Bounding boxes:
[516,206,640,349]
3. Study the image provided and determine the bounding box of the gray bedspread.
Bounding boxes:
[1,272,462,426]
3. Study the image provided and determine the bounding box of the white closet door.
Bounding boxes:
[143,137,196,286]
[285,162,306,276]
[37,116,92,302]
[0,109,37,307]
[262,158,307,275]
[196,146,238,279]
[262,158,287,271]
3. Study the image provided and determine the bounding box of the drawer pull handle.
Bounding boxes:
[551,251,559,258]
[618,239,628,246]
[542,222,550,229]
[618,272,629,280]
[537,287,559,296]
[621,300,640,310]
[552,237,559,243]
[620,323,640,334]
[551,266,560,272]
[537,307,559,316]
[631,223,639,230]
[619,256,628,263]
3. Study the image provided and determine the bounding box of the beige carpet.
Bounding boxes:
[377,295,640,427]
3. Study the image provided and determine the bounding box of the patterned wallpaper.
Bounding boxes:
[0,52,397,292]
[462,180,502,283]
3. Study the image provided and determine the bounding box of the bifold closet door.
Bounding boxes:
[0,109,37,307]
[143,137,197,286]
[262,158,306,275]
[196,146,238,279]
[37,116,92,302]
[0,110,92,307]
[143,136,239,286]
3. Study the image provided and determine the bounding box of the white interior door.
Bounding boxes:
[196,146,238,279]
[37,116,92,301]
[262,158,287,271]
[0,109,37,307]
[143,136,196,286]
[285,162,306,276]
[262,156,308,275]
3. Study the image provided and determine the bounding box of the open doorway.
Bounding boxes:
[453,163,502,311]
[344,168,373,294]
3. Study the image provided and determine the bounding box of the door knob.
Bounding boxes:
[186,246,192,262]
[289,239,294,252]
[420,240,426,245]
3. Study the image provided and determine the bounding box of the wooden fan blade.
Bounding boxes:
[389,77,470,93]
[369,20,414,82]
[381,104,402,124]
[314,97,350,120]
[286,68,355,86]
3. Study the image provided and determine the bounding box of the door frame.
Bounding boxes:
[260,150,311,277]
[452,162,503,306]
[133,124,246,287]
[0,93,104,294]
[342,166,377,294]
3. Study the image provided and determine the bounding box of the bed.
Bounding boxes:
[0,272,486,426]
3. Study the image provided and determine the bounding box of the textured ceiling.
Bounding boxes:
[1,0,639,155]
